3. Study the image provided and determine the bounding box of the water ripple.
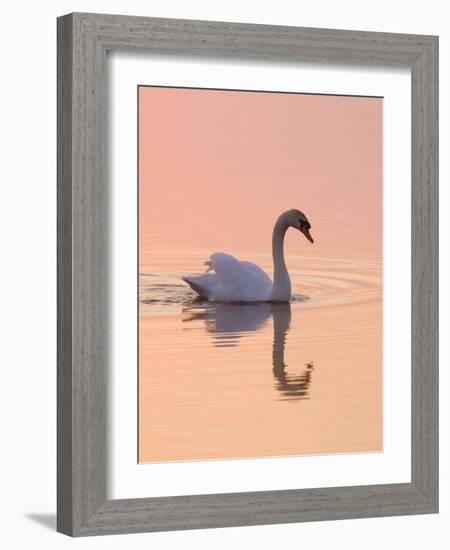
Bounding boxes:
[139,257,381,313]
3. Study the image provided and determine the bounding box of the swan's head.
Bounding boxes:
[283,209,314,243]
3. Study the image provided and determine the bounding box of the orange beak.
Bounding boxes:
[300,227,314,243]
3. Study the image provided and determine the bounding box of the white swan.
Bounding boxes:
[182,209,313,303]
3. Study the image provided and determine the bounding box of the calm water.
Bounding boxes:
[139,254,382,462]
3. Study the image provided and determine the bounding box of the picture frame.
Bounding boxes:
[57,12,438,536]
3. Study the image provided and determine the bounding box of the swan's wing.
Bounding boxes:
[182,273,218,299]
[240,261,273,286]
[210,252,272,301]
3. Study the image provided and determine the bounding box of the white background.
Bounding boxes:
[0,1,447,549]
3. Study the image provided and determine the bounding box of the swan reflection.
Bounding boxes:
[182,300,314,400]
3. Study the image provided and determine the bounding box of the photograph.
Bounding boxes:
[138,85,383,462]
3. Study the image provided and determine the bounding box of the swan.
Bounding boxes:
[182,209,313,303]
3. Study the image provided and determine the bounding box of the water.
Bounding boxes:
[138,254,382,462]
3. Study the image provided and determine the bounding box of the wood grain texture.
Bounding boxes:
[57,13,73,535]
[410,35,439,507]
[57,12,439,536]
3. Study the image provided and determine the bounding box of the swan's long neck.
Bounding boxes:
[271,215,291,302]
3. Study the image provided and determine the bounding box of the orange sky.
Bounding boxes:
[139,87,382,271]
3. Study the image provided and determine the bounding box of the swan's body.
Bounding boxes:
[182,209,313,303]
[184,252,274,302]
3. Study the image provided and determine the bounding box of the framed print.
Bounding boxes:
[57,13,438,536]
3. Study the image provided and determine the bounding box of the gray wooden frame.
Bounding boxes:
[57,12,438,537]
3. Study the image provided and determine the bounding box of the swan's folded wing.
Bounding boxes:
[210,252,272,301]
[182,273,217,298]
[240,261,273,285]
